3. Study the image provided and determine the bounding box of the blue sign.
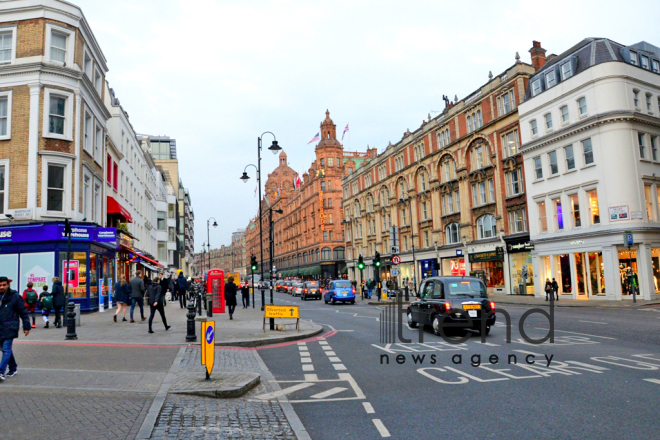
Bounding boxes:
[205,326,215,344]
[0,223,117,246]
[456,249,463,256]
[625,232,634,247]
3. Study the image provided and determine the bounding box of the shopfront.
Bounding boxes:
[505,237,535,295]
[0,222,118,311]
[469,250,505,291]
[419,258,438,280]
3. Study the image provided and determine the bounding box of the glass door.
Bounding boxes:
[588,252,606,297]
[618,247,637,296]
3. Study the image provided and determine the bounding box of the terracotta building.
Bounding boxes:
[343,52,539,295]
[245,111,372,279]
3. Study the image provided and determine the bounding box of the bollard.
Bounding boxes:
[65,301,77,340]
[207,299,213,317]
[197,293,202,316]
[404,285,409,302]
[186,301,197,342]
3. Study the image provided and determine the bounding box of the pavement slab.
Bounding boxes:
[169,371,261,398]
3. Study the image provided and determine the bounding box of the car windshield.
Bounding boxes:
[307,282,319,287]
[334,281,352,289]
[446,280,487,298]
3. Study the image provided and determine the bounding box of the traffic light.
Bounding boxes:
[357,254,365,271]
[433,259,440,271]
[374,251,381,267]
[250,255,258,272]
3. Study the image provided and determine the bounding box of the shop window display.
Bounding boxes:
[59,251,87,298]
[509,253,534,294]
[588,251,606,296]
[652,248,660,293]
[470,261,504,287]
[618,248,638,296]
[554,254,572,294]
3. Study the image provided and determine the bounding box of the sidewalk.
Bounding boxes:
[489,293,660,308]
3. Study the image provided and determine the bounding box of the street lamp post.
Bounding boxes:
[207,218,218,271]
[399,198,418,295]
[240,132,281,311]
[269,207,283,330]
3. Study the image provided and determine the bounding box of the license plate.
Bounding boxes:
[463,304,481,310]
[341,290,348,294]
[468,310,478,317]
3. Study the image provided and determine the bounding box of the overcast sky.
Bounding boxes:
[75,0,660,250]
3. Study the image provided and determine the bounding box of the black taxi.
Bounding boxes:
[407,276,496,336]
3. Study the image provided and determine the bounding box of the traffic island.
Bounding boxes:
[169,371,261,398]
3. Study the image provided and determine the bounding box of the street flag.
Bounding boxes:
[342,123,349,141]
[296,175,301,189]
[308,132,320,144]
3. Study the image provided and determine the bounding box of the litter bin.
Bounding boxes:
[518,283,526,296]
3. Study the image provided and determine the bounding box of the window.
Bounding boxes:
[498,90,515,115]
[50,31,67,63]
[641,55,650,70]
[0,164,6,214]
[476,110,482,129]
[534,157,543,180]
[478,182,486,205]
[530,119,538,137]
[157,211,166,230]
[46,164,65,212]
[653,60,660,73]
[638,132,646,159]
[0,29,15,65]
[488,179,494,202]
[49,96,66,135]
[95,124,103,164]
[645,184,654,221]
[472,146,484,170]
[588,190,600,225]
[455,191,460,212]
[421,201,428,220]
[93,181,101,223]
[328,180,332,191]
[43,89,72,140]
[532,79,542,96]
[560,106,569,124]
[321,181,326,191]
[544,113,553,130]
[561,61,573,80]
[630,51,638,65]
[508,209,527,233]
[83,49,92,78]
[378,165,386,181]
[447,192,453,213]
[652,136,658,161]
[0,92,11,139]
[582,138,594,165]
[424,231,430,248]
[402,209,407,226]
[467,115,473,133]
[477,215,497,239]
[82,174,91,220]
[564,145,575,170]
[554,198,564,230]
[548,151,558,175]
[505,169,523,196]
[94,68,102,96]
[633,90,640,108]
[365,175,371,187]
[570,194,581,227]
[647,94,653,113]
[446,223,460,244]
[538,201,547,232]
[503,130,519,156]
[545,70,556,88]
[323,231,328,241]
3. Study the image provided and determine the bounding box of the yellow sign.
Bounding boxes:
[201,321,215,379]
[265,305,299,319]
[227,272,240,286]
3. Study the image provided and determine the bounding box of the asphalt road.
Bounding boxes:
[257,289,660,440]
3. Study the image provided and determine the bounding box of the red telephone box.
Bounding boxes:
[206,269,225,314]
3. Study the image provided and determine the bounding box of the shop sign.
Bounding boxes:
[450,259,466,276]
[456,249,463,256]
[469,251,504,263]
[0,224,117,244]
[507,242,535,252]
[609,205,629,221]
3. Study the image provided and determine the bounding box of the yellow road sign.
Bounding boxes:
[265,305,299,319]
[227,272,240,286]
[201,321,215,379]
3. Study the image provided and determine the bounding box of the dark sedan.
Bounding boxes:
[302,281,322,300]
[407,276,496,336]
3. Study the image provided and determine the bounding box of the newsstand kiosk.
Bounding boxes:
[206,269,225,314]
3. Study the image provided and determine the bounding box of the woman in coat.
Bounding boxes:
[544,278,553,301]
[51,277,65,328]
[114,275,129,322]
[225,277,238,320]
[147,276,170,333]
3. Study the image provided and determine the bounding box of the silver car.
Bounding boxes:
[291,283,304,297]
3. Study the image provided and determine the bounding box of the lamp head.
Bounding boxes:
[268,140,281,155]
[240,172,250,183]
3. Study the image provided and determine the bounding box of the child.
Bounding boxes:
[22,282,38,328]
[40,285,53,328]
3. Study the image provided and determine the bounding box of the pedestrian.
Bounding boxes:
[22,282,38,329]
[168,273,176,302]
[40,286,53,328]
[176,271,188,309]
[129,271,146,323]
[51,277,65,328]
[225,277,238,320]
[147,275,170,333]
[159,275,170,302]
[551,278,559,301]
[0,276,31,381]
[366,279,373,299]
[544,278,552,301]
[113,275,129,322]
[240,282,250,308]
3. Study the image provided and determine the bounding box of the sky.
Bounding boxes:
[74,0,660,250]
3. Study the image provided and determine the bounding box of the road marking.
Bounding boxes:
[535,328,616,340]
[302,364,315,371]
[363,402,375,414]
[328,357,342,363]
[322,346,333,351]
[643,378,660,385]
[325,351,336,356]
[514,349,546,356]
[473,341,501,347]
[298,346,308,351]
[301,358,312,363]
[300,352,311,357]
[333,363,347,370]
[304,374,318,382]
[372,419,391,437]
[297,342,306,346]
[319,341,329,345]
[579,320,608,324]
[311,387,347,399]
[256,382,315,400]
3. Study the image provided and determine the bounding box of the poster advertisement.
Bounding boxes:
[20,252,54,293]
[99,278,104,312]
[0,254,19,291]
[609,205,629,222]
[62,260,80,288]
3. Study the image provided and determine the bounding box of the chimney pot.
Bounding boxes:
[529,40,547,71]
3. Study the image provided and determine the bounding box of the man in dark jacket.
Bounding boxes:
[0,276,31,380]
[51,277,66,328]
[147,276,170,333]
[240,283,250,308]
[551,278,559,301]
[129,271,146,323]
[176,272,188,309]
[225,277,238,319]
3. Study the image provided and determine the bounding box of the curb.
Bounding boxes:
[367,301,410,306]
[170,373,261,398]
[188,326,324,348]
[489,299,660,309]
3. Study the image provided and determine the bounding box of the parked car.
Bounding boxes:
[324,280,356,305]
[291,283,304,297]
[407,276,496,336]
[302,281,322,300]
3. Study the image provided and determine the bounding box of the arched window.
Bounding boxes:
[321,247,332,260]
[380,187,389,206]
[418,172,427,192]
[316,249,320,261]
[303,252,308,263]
[446,223,460,244]
[471,145,484,170]
[354,201,361,217]
[366,195,374,212]
[477,214,497,239]
[398,180,407,200]
[334,247,345,260]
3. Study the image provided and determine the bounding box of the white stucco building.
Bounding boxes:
[519,38,660,301]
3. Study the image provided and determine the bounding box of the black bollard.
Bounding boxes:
[65,301,77,340]
[207,299,213,317]
[197,293,202,316]
[404,285,409,302]
[186,301,197,342]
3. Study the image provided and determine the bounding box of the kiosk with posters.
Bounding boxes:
[206,269,225,314]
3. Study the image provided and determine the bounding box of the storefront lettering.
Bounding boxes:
[570,240,584,245]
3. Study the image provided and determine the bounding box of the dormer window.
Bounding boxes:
[545,70,556,88]
[532,78,542,96]
[561,62,573,80]
[630,51,638,66]
[641,55,650,70]
[653,60,660,73]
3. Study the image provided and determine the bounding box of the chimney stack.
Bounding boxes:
[529,40,547,71]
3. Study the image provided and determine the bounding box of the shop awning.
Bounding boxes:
[341,267,348,274]
[140,261,161,272]
[309,266,322,276]
[107,196,133,223]
[120,245,164,268]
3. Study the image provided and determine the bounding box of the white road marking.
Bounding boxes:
[304,374,318,382]
[372,419,391,437]
[325,351,336,356]
[535,328,616,340]
[310,387,347,399]
[328,357,342,363]
[579,320,608,324]
[643,379,660,385]
[256,382,315,400]
[363,402,375,414]
[300,358,312,363]
[319,341,329,345]
[333,363,347,370]
[513,349,546,357]
[298,346,309,351]
[302,364,315,371]
[297,342,306,346]
[322,346,333,351]
[300,352,311,357]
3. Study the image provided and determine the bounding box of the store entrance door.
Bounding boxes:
[618,247,638,296]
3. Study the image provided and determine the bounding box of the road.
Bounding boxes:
[257,289,660,440]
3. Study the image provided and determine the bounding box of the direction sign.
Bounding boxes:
[390,245,400,254]
[624,231,633,247]
[201,321,215,379]
[265,305,300,319]
[391,255,401,265]
[391,268,400,276]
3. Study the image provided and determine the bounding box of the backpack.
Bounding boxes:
[25,289,38,305]
[41,293,53,310]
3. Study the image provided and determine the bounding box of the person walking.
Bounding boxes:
[129,271,146,323]
[0,276,31,381]
[168,274,176,302]
[51,277,65,328]
[176,272,188,309]
[544,278,553,301]
[147,275,170,333]
[113,275,129,322]
[22,282,38,329]
[225,277,238,320]
[551,278,559,301]
[40,286,53,328]
[240,282,250,308]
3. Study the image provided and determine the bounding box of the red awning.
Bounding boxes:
[120,245,164,268]
[107,196,133,223]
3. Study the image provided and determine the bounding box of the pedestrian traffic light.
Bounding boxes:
[357,255,365,271]
[374,252,381,267]
[250,255,258,272]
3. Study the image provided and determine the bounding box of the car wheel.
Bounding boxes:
[331,298,336,304]
[350,300,355,304]
[432,315,443,336]
[407,311,418,328]
[480,325,491,336]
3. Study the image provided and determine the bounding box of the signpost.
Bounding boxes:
[201,321,215,380]
[624,231,635,303]
[264,305,299,331]
[391,268,400,276]
[391,255,401,265]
